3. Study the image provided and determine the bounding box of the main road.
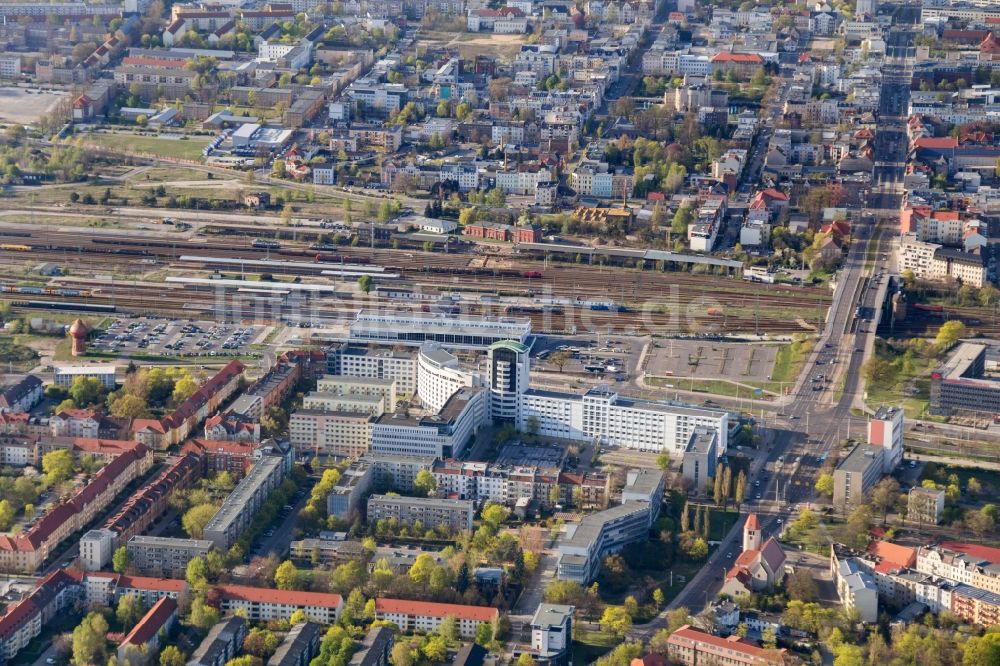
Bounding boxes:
[632,7,917,628]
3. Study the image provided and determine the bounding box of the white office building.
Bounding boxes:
[54,365,117,389]
[370,387,488,459]
[348,311,531,349]
[416,344,478,413]
[517,386,728,455]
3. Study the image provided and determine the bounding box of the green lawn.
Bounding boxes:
[772,337,816,383]
[572,628,618,663]
[707,508,740,542]
[87,133,208,161]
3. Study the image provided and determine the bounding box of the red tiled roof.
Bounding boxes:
[120,597,176,648]
[867,540,917,568]
[5,444,150,552]
[711,52,763,63]
[744,513,760,531]
[122,56,186,68]
[118,575,187,594]
[216,585,343,608]
[914,137,958,149]
[376,598,498,622]
[667,625,785,663]
[939,541,1000,565]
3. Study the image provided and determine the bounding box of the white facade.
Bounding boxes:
[531,604,573,659]
[54,365,117,389]
[517,387,729,455]
[336,348,418,395]
[417,344,476,413]
[79,528,116,571]
[371,387,487,458]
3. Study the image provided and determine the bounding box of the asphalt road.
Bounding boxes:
[632,15,916,625]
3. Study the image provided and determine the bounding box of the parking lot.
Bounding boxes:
[532,335,646,380]
[91,317,269,358]
[646,339,778,382]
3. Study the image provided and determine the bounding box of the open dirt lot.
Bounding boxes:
[647,339,779,381]
[0,87,69,125]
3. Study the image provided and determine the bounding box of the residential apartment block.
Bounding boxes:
[367,495,474,532]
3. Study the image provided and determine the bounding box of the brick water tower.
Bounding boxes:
[69,319,88,357]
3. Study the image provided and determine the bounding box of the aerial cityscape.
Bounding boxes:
[1,0,1000,664]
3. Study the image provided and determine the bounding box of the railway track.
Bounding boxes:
[0,228,831,335]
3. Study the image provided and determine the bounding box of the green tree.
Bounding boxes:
[112,546,129,574]
[815,473,834,496]
[599,606,632,638]
[422,635,448,662]
[182,503,218,539]
[413,469,437,497]
[42,449,75,484]
[171,374,199,404]
[69,375,103,407]
[117,594,145,628]
[190,597,220,633]
[72,612,109,666]
[515,654,537,666]
[935,320,967,350]
[274,560,301,590]
[963,631,1000,666]
[653,588,665,608]
[243,628,280,658]
[160,646,185,666]
[481,502,510,529]
[656,452,670,470]
[671,203,694,236]
[358,275,373,293]
[439,615,459,644]
[408,553,438,584]
[109,393,151,419]
[0,500,15,531]
[186,556,208,590]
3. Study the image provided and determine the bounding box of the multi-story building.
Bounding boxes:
[182,439,257,477]
[80,528,116,571]
[417,345,477,414]
[555,471,663,583]
[681,428,717,491]
[0,570,82,664]
[53,365,117,389]
[289,411,374,458]
[530,604,573,663]
[214,585,343,624]
[364,454,435,493]
[328,345,418,395]
[517,387,729,455]
[188,616,247,666]
[370,387,488,459]
[931,342,1000,416]
[374,599,497,639]
[267,621,322,666]
[868,406,903,474]
[203,453,286,549]
[103,453,201,547]
[302,391,384,416]
[116,596,177,663]
[0,375,42,413]
[665,624,787,665]
[432,460,559,508]
[367,495,474,532]
[488,341,529,422]
[0,444,153,573]
[348,626,394,666]
[132,361,245,449]
[316,376,398,413]
[126,535,213,578]
[348,311,531,349]
[832,444,884,508]
[327,460,374,520]
[832,557,879,622]
[908,487,945,525]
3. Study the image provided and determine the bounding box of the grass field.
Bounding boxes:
[648,377,779,400]
[572,628,618,664]
[772,337,815,383]
[88,133,209,161]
